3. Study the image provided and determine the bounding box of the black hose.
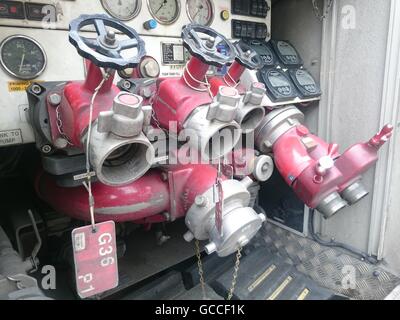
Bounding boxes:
[309,209,378,265]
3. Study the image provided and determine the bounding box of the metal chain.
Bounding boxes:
[55,105,72,145]
[312,0,334,21]
[83,70,110,232]
[227,246,243,300]
[195,240,207,300]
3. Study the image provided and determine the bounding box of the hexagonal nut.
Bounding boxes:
[248,82,266,105]
[113,92,143,119]
[216,86,241,108]
[251,82,266,95]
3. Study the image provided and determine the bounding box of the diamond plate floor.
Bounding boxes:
[257,223,400,300]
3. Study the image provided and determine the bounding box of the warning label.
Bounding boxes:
[8,81,39,92]
[0,129,23,146]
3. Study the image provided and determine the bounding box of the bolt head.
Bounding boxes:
[31,84,42,95]
[41,145,52,154]
[48,93,62,106]
[206,37,215,49]
[195,195,207,207]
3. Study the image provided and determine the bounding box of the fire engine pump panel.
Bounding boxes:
[0,0,398,301]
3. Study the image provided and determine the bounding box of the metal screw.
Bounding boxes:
[48,93,61,106]
[206,37,215,49]
[41,145,52,154]
[195,195,207,207]
[31,84,42,95]
[122,80,132,90]
[105,30,116,45]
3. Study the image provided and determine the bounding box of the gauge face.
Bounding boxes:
[147,0,181,25]
[0,36,47,80]
[186,0,214,26]
[101,0,142,20]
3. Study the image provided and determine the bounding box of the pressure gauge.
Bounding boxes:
[0,35,47,80]
[186,0,214,26]
[101,0,142,21]
[147,0,181,25]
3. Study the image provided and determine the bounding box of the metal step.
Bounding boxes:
[211,247,339,300]
[181,253,237,290]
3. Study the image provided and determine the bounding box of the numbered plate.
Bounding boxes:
[72,221,119,298]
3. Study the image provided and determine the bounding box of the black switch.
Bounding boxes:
[232,0,241,15]
[256,23,268,39]
[241,0,250,15]
[247,22,255,39]
[25,3,57,21]
[251,1,258,15]
[258,2,264,16]
[0,1,25,19]
[241,23,248,38]
[233,21,242,38]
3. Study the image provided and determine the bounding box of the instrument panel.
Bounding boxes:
[0,0,271,38]
[0,0,271,147]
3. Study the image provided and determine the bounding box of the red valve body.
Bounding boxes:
[152,57,213,132]
[273,124,393,209]
[46,61,119,147]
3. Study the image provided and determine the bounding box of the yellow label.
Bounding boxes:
[267,276,293,300]
[8,81,41,92]
[297,288,310,300]
[248,264,276,292]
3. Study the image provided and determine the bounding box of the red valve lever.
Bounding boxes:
[327,143,339,158]
[369,124,394,148]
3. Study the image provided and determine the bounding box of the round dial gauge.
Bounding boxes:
[147,0,181,25]
[186,0,214,26]
[101,0,142,21]
[0,35,47,80]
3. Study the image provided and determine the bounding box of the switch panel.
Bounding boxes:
[232,20,269,40]
[232,0,270,18]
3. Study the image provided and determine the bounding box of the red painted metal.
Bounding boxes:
[152,56,213,131]
[335,124,394,193]
[209,61,247,97]
[36,164,221,223]
[272,124,393,209]
[46,60,120,147]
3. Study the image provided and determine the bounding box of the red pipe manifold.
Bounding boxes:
[32,20,271,257]
[255,105,393,218]
[36,163,266,257]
